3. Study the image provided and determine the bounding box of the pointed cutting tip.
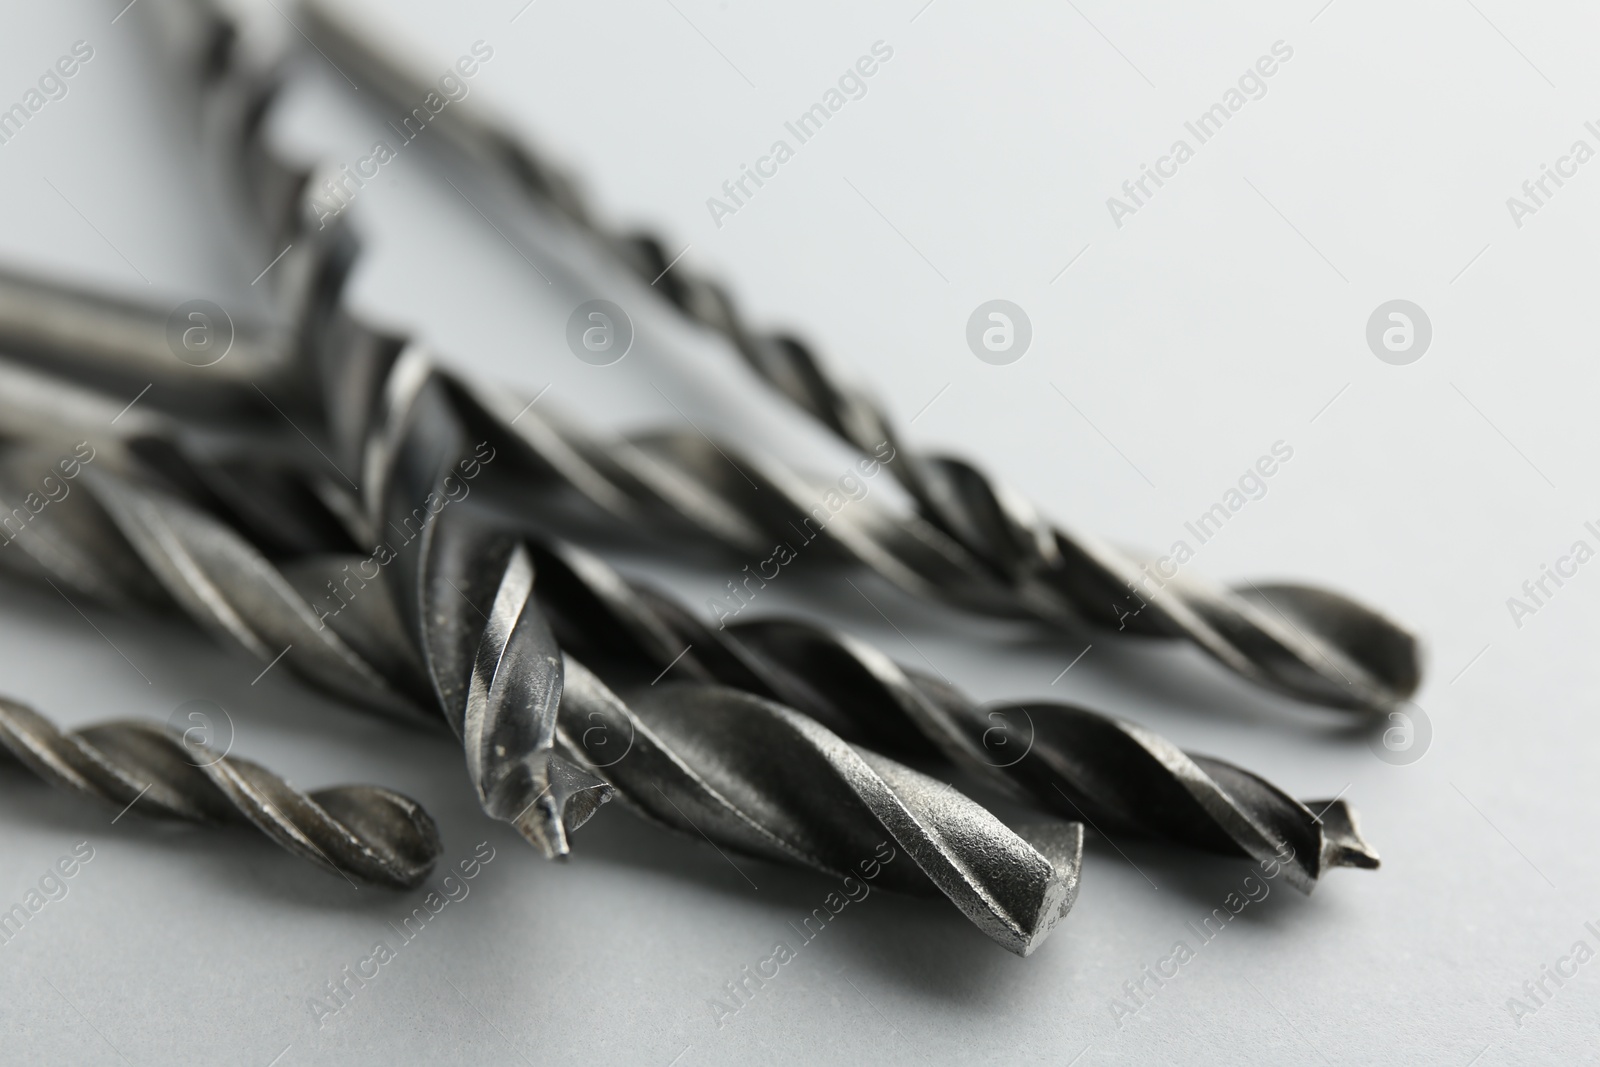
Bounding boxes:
[514,796,572,860]
[1310,797,1381,873]
[1011,821,1084,957]
[509,753,615,861]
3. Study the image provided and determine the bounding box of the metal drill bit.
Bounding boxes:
[503,536,1379,892]
[286,0,1423,717]
[0,694,441,888]
[558,658,1082,957]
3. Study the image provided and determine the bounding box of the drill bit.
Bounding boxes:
[512,536,1380,892]
[0,694,441,889]
[558,658,1083,957]
[286,0,1423,717]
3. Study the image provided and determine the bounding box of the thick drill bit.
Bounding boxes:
[507,536,1379,891]
[287,0,1422,717]
[557,658,1082,957]
[0,695,441,888]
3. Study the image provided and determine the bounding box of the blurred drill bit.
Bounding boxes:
[0,694,441,888]
[287,0,1422,718]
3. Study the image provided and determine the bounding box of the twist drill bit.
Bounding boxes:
[0,695,441,888]
[512,536,1379,892]
[285,0,1423,717]
[557,658,1082,957]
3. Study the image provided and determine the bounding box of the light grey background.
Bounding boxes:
[0,0,1594,1063]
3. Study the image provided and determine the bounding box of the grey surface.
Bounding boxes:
[0,0,1592,1063]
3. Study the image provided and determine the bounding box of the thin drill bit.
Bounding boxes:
[0,695,441,888]
[287,0,1423,717]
